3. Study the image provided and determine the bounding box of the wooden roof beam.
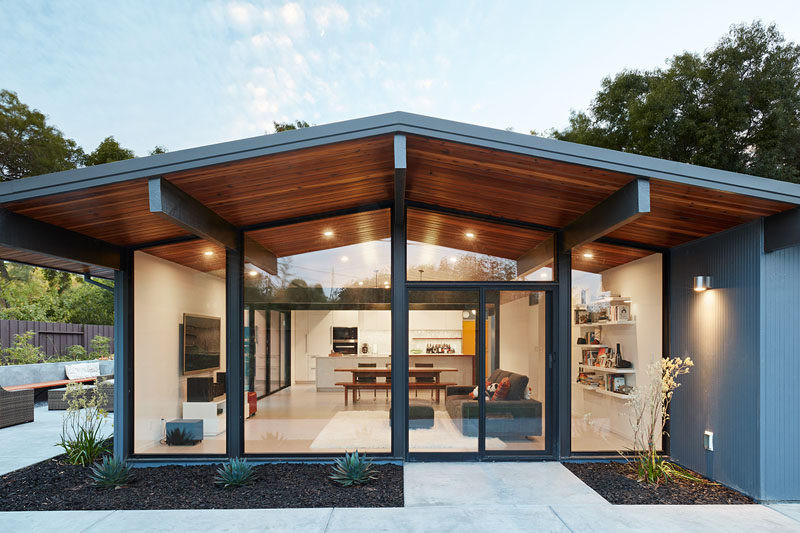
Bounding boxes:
[0,208,122,270]
[148,177,277,274]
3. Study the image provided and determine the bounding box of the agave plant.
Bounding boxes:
[165,427,198,446]
[89,456,134,488]
[214,458,256,488]
[330,450,377,487]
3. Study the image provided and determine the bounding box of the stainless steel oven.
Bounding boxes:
[332,326,358,354]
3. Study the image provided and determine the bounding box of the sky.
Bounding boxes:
[3,1,800,156]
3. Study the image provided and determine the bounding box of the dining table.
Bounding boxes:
[334,367,458,405]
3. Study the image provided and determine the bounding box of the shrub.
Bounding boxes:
[1,331,44,365]
[89,456,133,488]
[89,335,112,359]
[329,450,377,487]
[214,459,256,488]
[56,382,111,466]
[626,356,698,484]
[65,344,89,361]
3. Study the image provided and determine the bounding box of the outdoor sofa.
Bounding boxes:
[0,385,34,429]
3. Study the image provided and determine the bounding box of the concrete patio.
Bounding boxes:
[1,461,799,531]
[0,403,113,475]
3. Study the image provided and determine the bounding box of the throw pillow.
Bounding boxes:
[65,362,101,380]
[492,377,511,401]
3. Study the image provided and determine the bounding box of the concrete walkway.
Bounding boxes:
[0,404,113,475]
[2,462,799,531]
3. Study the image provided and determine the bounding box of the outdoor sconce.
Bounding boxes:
[693,275,712,292]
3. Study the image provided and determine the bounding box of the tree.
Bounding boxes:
[149,145,168,155]
[553,21,800,183]
[84,136,135,166]
[272,120,310,132]
[0,90,84,180]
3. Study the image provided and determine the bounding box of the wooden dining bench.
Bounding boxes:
[335,381,457,406]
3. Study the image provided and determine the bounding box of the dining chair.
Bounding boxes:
[357,362,377,400]
[414,362,435,400]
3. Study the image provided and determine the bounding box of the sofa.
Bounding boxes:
[445,369,542,439]
[0,385,34,429]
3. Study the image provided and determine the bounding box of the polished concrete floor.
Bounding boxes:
[132,384,632,455]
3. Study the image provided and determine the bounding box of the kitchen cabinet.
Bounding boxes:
[360,310,390,330]
[331,310,358,327]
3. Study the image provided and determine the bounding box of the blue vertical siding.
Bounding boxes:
[669,221,762,498]
[763,244,800,501]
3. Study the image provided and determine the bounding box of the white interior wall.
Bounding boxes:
[133,251,226,451]
[572,253,662,445]
[498,295,546,402]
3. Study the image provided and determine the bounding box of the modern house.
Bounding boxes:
[0,112,798,501]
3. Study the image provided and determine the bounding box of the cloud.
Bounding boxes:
[313,3,349,34]
[280,2,306,32]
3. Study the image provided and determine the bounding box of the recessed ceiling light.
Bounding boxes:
[465,232,475,239]
[323,230,333,237]
[203,251,214,256]
[583,253,594,259]
[340,256,349,262]
[248,270,258,277]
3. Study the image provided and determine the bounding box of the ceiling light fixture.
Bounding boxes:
[203,251,214,256]
[340,256,349,262]
[248,270,258,277]
[323,230,334,237]
[449,256,458,263]
[583,253,594,259]
[693,275,712,292]
[540,272,549,279]
[358,281,364,286]
[465,232,475,239]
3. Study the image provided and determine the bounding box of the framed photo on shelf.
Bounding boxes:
[575,309,589,324]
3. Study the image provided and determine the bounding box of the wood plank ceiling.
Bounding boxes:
[0,131,795,277]
[0,245,115,279]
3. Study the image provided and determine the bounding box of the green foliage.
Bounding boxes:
[57,383,111,466]
[165,427,198,446]
[329,450,377,487]
[65,344,89,361]
[214,458,256,487]
[83,136,135,166]
[0,89,84,180]
[149,145,168,155]
[0,331,44,365]
[0,262,113,325]
[89,335,112,359]
[553,21,800,183]
[89,456,134,488]
[273,120,310,132]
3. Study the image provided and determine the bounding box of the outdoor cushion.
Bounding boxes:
[65,362,101,380]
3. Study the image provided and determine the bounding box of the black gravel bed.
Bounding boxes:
[564,461,754,505]
[0,454,403,510]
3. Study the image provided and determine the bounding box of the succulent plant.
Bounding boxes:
[214,458,256,488]
[89,456,134,488]
[329,450,377,487]
[165,427,198,446]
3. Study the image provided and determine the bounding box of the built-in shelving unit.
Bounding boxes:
[573,295,637,401]
[577,383,630,399]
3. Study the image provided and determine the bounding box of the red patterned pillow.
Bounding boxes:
[492,377,511,401]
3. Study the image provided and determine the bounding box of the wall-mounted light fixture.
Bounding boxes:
[693,275,712,292]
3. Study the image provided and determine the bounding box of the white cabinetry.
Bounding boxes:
[331,310,358,327]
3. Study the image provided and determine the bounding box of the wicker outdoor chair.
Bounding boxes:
[0,385,34,429]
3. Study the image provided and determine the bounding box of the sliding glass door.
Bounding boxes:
[407,288,553,458]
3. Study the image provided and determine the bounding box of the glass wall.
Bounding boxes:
[570,244,663,452]
[408,290,479,453]
[132,242,227,455]
[406,209,554,282]
[485,290,547,452]
[243,211,392,454]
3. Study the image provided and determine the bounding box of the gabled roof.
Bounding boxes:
[1,111,799,205]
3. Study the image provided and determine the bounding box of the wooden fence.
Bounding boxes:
[0,320,114,357]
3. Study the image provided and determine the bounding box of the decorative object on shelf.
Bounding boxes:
[575,309,589,324]
[361,343,369,354]
[577,338,587,345]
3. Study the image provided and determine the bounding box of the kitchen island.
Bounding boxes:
[314,354,475,391]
